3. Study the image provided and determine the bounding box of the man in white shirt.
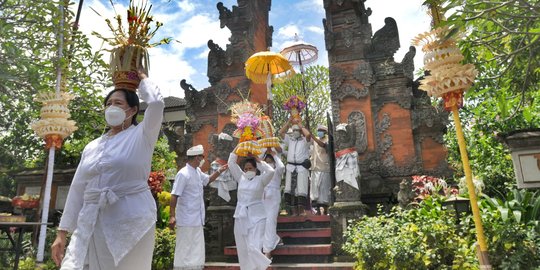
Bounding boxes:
[309,125,331,215]
[279,119,311,216]
[169,145,227,270]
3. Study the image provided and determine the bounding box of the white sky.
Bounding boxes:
[77,0,432,98]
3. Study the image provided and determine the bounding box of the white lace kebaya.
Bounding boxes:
[58,78,164,269]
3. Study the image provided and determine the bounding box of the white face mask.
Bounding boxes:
[292,130,301,139]
[244,171,256,179]
[198,157,205,168]
[105,105,129,127]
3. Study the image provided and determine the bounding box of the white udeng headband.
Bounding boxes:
[336,123,348,131]
[218,132,233,141]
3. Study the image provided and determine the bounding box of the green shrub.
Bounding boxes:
[344,190,540,270]
[344,197,477,270]
[152,228,176,270]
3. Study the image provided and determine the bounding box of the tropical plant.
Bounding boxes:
[152,228,176,270]
[271,65,330,133]
[0,0,109,171]
[344,197,476,270]
[344,193,540,270]
[480,189,540,232]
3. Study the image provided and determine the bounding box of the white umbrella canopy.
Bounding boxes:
[280,34,318,69]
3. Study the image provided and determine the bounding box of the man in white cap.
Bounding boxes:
[278,118,311,216]
[309,124,331,215]
[169,144,228,270]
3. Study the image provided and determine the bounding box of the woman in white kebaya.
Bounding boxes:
[228,146,275,270]
[51,70,164,270]
[262,149,285,259]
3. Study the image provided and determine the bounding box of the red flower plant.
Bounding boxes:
[148,171,165,195]
[411,175,457,202]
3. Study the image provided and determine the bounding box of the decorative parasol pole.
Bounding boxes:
[32,2,78,262]
[413,2,491,268]
[280,34,318,131]
[244,51,294,118]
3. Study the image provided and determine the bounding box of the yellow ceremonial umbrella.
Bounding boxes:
[414,1,490,269]
[245,51,294,84]
[245,51,294,117]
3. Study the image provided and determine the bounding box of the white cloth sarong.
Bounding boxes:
[335,151,360,190]
[61,183,151,269]
[263,186,281,253]
[173,226,205,270]
[310,171,331,204]
[83,220,155,270]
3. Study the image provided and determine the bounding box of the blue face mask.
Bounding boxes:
[317,131,325,138]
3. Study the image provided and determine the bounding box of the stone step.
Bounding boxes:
[204,262,354,270]
[278,227,331,238]
[278,228,331,245]
[277,215,331,230]
[224,244,332,256]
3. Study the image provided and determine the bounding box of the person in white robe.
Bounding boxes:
[51,71,164,270]
[309,125,331,215]
[228,147,274,270]
[278,119,311,216]
[169,144,227,270]
[261,148,285,258]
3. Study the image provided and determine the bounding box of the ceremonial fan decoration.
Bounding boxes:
[283,95,306,122]
[412,26,478,110]
[413,2,490,267]
[258,115,280,148]
[230,100,264,156]
[93,0,171,91]
[31,92,78,149]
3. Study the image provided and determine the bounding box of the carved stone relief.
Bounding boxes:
[332,83,369,101]
[353,61,375,86]
[343,28,354,48]
[348,111,368,153]
[190,118,217,133]
[329,66,346,90]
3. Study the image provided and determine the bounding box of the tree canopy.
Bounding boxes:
[270,65,331,133]
[0,0,109,171]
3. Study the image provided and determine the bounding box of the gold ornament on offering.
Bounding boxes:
[230,100,264,157]
[93,0,171,91]
[258,115,280,148]
[31,92,78,149]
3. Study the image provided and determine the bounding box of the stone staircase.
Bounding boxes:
[205,215,354,269]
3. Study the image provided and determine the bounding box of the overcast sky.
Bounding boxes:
[77,0,432,98]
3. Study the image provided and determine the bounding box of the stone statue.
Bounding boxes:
[353,0,372,24]
[209,132,237,203]
[334,123,360,197]
[335,122,356,151]
[216,2,232,29]
[397,178,415,208]
[207,40,225,86]
[401,46,416,80]
[371,17,400,58]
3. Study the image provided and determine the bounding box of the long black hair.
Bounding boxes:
[104,88,140,125]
